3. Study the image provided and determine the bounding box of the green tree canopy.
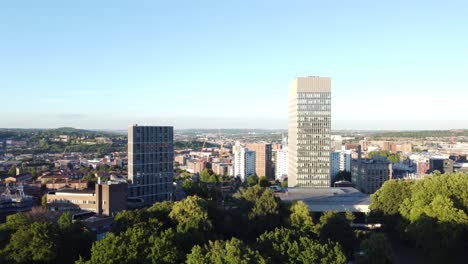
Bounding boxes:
[258,176,270,187]
[281,180,288,188]
[315,211,357,258]
[256,227,346,264]
[186,238,266,264]
[58,212,73,230]
[169,195,212,234]
[234,185,280,236]
[147,201,174,226]
[289,201,314,234]
[368,150,400,163]
[1,222,59,264]
[398,173,468,256]
[355,233,395,264]
[112,209,149,234]
[370,180,413,216]
[247,175,258,186]
[8,165,17,176]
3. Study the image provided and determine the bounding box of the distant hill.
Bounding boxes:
[372,129,468,139]
[0,127,122,139]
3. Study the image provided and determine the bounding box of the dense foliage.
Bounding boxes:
[0,184,356,263]
[85,188,353,263]
[0,210,95,264]
[369,173,468,261]
[367,150,400,163]
[355,233,395,264]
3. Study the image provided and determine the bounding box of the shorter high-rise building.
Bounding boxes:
[330,150,352,181]
[233,143,256,181]
[246,143,273,180]
[351,147,392,194]
[275,137,288,181]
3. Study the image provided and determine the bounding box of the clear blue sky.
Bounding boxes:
[1,0,467,130]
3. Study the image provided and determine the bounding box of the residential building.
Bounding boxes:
[288,76,331,188]
[246,143,273,180]
[330,152,340,181]
[47,181,127,216]
[212,162,230,176]
[233,144,256,181]
[174,155,187,166]
[331,150,352,181]
[127,125,174,205]
[275,138,288,181]
[391,143,412,153]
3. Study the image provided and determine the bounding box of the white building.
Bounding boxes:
[330,150,352,181]
[276,137,288,181]
[233,142,256,181]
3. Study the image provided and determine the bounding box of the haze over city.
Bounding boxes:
[1,1,467,130]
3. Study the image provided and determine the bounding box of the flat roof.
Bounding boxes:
[278,187,371,213]
[49,188,95,195]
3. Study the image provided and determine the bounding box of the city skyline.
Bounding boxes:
[1,1,468,130]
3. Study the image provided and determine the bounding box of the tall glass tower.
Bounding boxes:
[128,125,174,205]
[288,76,331,188]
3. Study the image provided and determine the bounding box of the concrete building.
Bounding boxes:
[429,158,454,174]
[417,162,430,175]
[246,143,273,180]
[233,144,256,181]
[351,147,392,194]
[47,181,127,216]
[212,162,230,176]
[288,76,331,188]
[128,125,174,205]
[175,155,187,166]
[391,143,412,153]
[275,138,288,181]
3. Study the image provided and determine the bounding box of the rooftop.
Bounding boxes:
[279,187,371,213]
[49,188,95,195]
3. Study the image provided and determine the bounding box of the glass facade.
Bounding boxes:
[288,77,331,188]
[128,125,174,205]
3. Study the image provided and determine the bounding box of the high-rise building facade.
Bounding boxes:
[246,143,273,180]
[275,137,289,181]
[330,150,352,181]
[128,125,174,205]
[288,76,331,188]
[233,143,256,181]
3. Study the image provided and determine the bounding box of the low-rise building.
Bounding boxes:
[429,158,454,174]
[47,181,127,216]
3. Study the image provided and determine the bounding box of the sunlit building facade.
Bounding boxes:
[288,76,331,188]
